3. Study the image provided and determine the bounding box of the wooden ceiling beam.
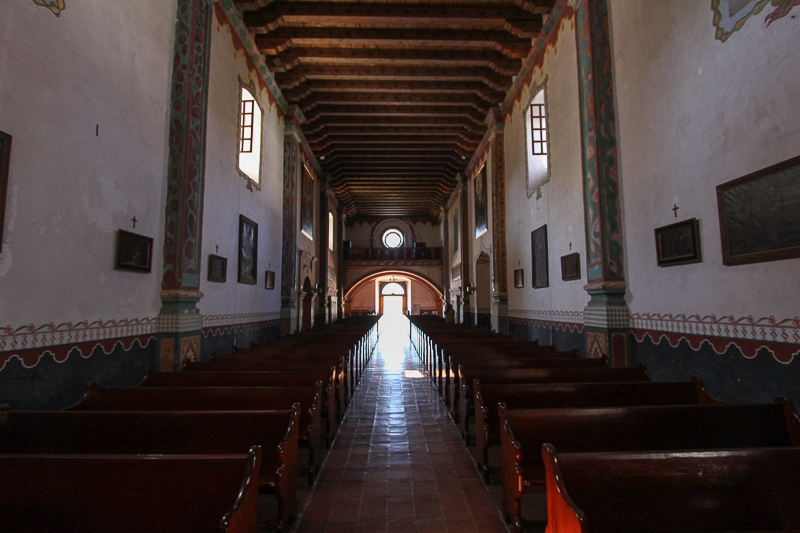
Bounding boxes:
[274,65,513,92]
[283,80,506,105]
[268,47,522,76]
[296,92,491,114]
[254,28,533,59]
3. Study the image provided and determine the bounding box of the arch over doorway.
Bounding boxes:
[344,269,444,317]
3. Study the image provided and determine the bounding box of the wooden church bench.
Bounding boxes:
[501,399,800,531]
[0,447,263,533]
[139,369,340,442]
[0,406,299,529]
[458,365,652,440]
[542,445,800,533]
[449,356,608,420]
[70,382,318,485]
[182,358,349,417]
[473,378,720,481]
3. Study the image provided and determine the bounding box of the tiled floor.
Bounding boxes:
[293,315,509,533]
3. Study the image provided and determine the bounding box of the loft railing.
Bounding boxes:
[344,246,443,261]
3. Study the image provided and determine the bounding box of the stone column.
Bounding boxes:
[280,117,302,336]
[488,109,509,334]
[157,0,213,371]
[575,0,629,365]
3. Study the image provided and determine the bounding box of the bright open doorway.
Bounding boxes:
[383,295,403,316]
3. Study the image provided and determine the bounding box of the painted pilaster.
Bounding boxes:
[281,116,302,336]
[488,109,509,334]
[157,0,212,371]
[441,209,450,313]
[459,177,473,325]
[575,0,629,365]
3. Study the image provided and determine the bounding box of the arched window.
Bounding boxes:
[381,282,405,295]
[237,86,262,185]
[382,228,404,248]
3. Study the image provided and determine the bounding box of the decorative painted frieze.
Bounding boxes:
[509,309,585,333]
[202,312,281,337]
[0,318,157,372]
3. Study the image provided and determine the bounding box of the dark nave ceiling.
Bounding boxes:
[235,0,555,221]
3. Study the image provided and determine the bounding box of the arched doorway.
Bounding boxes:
[379,281,407,315]
[301,277,313,331]
[475,252,492,330]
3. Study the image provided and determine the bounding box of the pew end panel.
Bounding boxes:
[541,444,587,533]
[271,403,300,532]
[499,403,527,532]
[777,395,800,445]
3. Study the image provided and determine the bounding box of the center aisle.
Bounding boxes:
[293,315,509,533]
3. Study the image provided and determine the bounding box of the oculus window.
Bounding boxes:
[237,85,262,185]
[382,229,404,248]
[524,86,551,197]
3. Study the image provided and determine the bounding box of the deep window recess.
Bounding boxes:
[237,86,262,185]
[382,229,403,248]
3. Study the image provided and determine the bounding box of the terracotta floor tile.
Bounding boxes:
[293,317,508,533]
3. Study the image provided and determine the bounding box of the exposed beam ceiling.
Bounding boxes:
[235,0,555,221]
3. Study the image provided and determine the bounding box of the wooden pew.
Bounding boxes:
[542,445,800,533]
[140,369,341,442]
[0,446,262,533]
[473,378,720,481]
[182,359,349,421]
[501,399,800,531]
[449,356,608,420]
[458,365,651,440]
[70,382,319,485]
[0,406,299,530]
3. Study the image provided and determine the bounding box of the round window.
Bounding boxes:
[382,229,404,248]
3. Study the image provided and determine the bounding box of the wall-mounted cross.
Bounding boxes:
[672,204,679,218]
[131,216,138,229]
[215,245,219,253]
[569,242,572,250]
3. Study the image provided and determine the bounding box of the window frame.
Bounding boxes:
[524,80,551,199]
[236,78,263,189]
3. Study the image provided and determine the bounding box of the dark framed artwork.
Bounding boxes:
[561,252,581,281]
[531,224,549,288]
[0,130,11,253]
[474,165,488,238]
[265,270,275,290]
[115,230,153,273]
[655,218,702,267]
[716,155,800,266]
[238,215,258,284]
[300,165,314,240]
[207,254,227,283]
[514,268,524,288]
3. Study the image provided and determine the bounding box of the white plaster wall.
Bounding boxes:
[198,10,283,319]
[411,280,439,313]
[504,15,588,316]
[0,0,176,325]
[610,0,800,319]
[411,221,442,247]
[344,222,372,247]
[349,282,376,312]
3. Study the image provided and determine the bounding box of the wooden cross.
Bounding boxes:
[131,216,138,229]
[672,204,679,218]
[215,245,219,253]
[569,242,572,250]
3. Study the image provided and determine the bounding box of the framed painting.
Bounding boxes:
[452,204,459,252]
[561,252,581,281]
[0,130,11,253]
[264,270,275,290]
[513,268,524,288]
[207,254,227,283]
[115,230,153,273]
[474,165,488,238]
[716,155,800,266]
[300,165,314,240]
[655,218,702,267]
[531,224,549,288]
[238,215,258,284]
